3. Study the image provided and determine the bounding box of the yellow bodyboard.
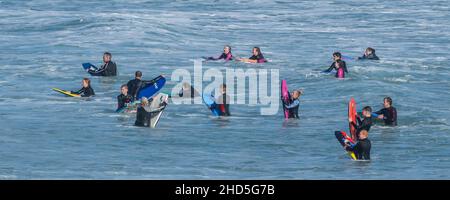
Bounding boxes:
[52,88,80,97]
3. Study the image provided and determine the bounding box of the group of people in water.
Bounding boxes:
[65,46,392,161]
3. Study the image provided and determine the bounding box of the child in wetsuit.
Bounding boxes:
[374,96,397,126]
[203,45,233,61]
[323,52,348,78]
[349,106,373,140]
[344,130,371,160]
[71,78,95,97]
[358,47,379,60]
[283,90,303,119]
[217,84,231,116]
[117,84,133,112]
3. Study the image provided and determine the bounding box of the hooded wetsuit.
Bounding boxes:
[323,60,348,78]
[71,86,95,97]
[117,93,133,111]
[284,98,300,119]
[375,107,397,126]
[358,53,379,60]
[205,53,233,61]
[350,116,373,140]
[249,54,267,63]
[88,61,117,76]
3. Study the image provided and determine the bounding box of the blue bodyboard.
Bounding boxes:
[202,94,221,116]
[82,63,98,71]
[136,75,166,100]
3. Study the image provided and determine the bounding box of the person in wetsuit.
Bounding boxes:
[127,71,144,101]
[88,52,117,76]
[345,130,371,160]
[116,84,133,112]
[203,45,233,61]
[349,106,373,140]
[358,47,379,60]
[283,90,303,119]
[323,52,348,78]
[374,96,397,126]
[135,97,167,127]
[70,78,95,97]
[216,84,231,116]
[237,47,267,63]
[178,82,200,98]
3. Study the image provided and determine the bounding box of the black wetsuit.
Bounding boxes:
[347,138,371,160]
[127,78,143,100]
[117,93,133,111]
[324,60,348,77]
[249,54,267,63]
[375,107,397,126]
[358,54,379,60]
[283,97,300,119]
[88,61,117,76]
[205,53,233,61]
[134,102,167,127]
[178,86,199,98]
[350,116,373,140]
[217,93,231,116]
[71,86,95,97]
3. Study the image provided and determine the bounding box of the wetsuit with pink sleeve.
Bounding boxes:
[204,52,233,61]
[323,60,348,78]
[249,54,267,63]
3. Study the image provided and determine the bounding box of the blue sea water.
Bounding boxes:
[0,0,449,179]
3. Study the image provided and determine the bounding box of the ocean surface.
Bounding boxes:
[0,0,449,179]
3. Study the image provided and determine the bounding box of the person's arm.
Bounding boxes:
[284,99,300,109]
[71,88,83,95]
[323,62,335,73]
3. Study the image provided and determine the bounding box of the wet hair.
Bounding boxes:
[104,52,112,57]
[224,45,232,52]
[135,71,142,78]
[363,106,372,113]
[83,78,91,86]
[333,52,342,58]
[366,47,375,54]
[121,84,128,89]
[253,47,262,56]
[384,97,393,106]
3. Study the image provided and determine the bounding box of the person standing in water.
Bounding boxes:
[88,52,117,76]
[203,45,233,61]
[237,47,267,63]
[283,90,303,119]
[216,84,231,116]
[374,97,397,126]
[323,52,348,78]
[358,47,379,60]
[349,106,373,140]
[70,78,95,97]
[344,130,371,160]
[127,71,144,101]
[116,84,133,112]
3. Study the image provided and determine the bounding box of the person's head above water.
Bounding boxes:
[135,71,142,79]
[252,47,262,56]
[121,84,128,95]
[103,52,112,63]
[224,45,231,54]
[141,97,149,106]
[365,47,375,56]
[359,129,369,140]
[220,83,227,94]
[292,89,303,100]
[362,106,372,117]
[82,78,91,88]
[333,52,342,61]
[383,96,393,108]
